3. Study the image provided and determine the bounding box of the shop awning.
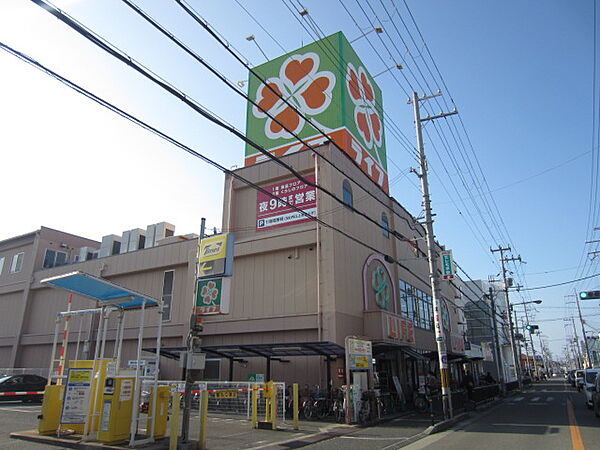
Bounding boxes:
[401,347,430,361]
[41,271,162,310]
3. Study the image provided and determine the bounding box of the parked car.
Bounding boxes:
[582,369,600,409]
[575,370,585,391]
[567,369,576,386]
[593,371,600,417]
[0,374,47,402]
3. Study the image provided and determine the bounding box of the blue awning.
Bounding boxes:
[41,271,161,310]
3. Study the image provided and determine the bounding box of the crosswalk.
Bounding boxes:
[507,396,555,406]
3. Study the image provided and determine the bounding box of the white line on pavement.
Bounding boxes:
[339,436,408,440]
[510,396,525,402]
[547,397,554,402]
[0,407,41,413]
[531,397,540,402]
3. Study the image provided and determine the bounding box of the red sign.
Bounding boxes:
[256,175,317,231]
[385,313,415,345]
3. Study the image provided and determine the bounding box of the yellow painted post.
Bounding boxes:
[169,391,181,450]
[251,384,258,429]
[264,382,270,422]
[293,383,299,430]
[198,391,208,450]
[271,382,278,430]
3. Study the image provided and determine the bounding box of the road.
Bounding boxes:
[407,377,599,450]
[305,378,599,449]
[0,402,42,450]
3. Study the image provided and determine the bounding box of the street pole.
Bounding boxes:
[491,246,522,390]
[536,332,546,376]
[575,290,592,368]
[571,317,583,368]
[513,311,523,377]
[522,305,538,378]
[489,287,505,394]
[181,218,206,443]
[409,91,457,420]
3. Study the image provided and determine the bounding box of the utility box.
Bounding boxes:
[97,377,135,445]
[38,384,64,435]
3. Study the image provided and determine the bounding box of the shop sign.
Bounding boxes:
[196,277,231,315]
[450,333,465,353]
[440,250,455,279]
[347,337,372,371]
[256,175,317,231]
[384,313,415,345]
[198,233,234,279]
[245,32,389,193]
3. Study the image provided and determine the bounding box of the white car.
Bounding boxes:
[582,368,600,409]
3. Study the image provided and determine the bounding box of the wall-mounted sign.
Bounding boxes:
[245,32,389,193]
[384,312,415,345]
[198,233,234,279]
[196,277,231,315]
[362,254,397,313]
[347,337,372,370]
[256,175,317,231]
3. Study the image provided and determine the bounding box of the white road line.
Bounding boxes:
[339,436,408,440]
[0,407,41,413]
[530,396,540,402]
[547,396,554,402]
[510,396,525,402]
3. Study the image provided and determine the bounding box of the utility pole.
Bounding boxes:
[181,218,206,443]
[574,289,592,368]
[491,246,522,390]
[521,304,538,378]
[409,90,457,420]
[489,286,505,394]
[513,312,524,377]
[570,316,583,368]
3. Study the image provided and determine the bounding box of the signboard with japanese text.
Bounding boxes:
[245,32,389,193]
[256,175,317,231]
[196,277,231,315]
[441,250,455,280]
[384,312,415,346]
[60,368,93,425]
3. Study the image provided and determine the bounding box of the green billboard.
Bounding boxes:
[245,31,388,193]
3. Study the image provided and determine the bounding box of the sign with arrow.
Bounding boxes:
[198,233,234,279]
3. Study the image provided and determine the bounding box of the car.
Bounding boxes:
[582,369,600,409]
[567,369,576,386]
[575,370,585,391]
[593,371,600,417]
[0,374,47,402]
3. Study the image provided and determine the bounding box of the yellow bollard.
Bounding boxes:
[293,383,299,430]
[169,391,181,450]
[198,390,208,450]
[271,382,278,430]
[251,384,258,429]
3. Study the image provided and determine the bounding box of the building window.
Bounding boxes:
[0,257,4,275]
[162,270,174,321]
[381,213,390,238]
[43,249,68,269]
[10,252,24,273]
[342,179,353,207]
[399,280,433,330]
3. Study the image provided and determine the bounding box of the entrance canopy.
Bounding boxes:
[41,271,162,310]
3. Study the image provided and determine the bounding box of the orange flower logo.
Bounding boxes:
[253,52,336,140]
[200,281,219,305]
[346,63,382,152]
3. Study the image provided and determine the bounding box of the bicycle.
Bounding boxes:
[357,390,374,425]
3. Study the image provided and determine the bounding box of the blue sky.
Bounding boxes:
[1,0,598,359]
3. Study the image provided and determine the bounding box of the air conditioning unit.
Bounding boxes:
[78,246,99,262]
[144,222,175,249]
[98,235,122,258]
[121,228,146,253]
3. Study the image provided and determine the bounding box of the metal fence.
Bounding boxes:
[0,368,47,377]
[140,380,286,421]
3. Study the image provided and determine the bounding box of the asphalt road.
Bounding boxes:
[0,401,42,449]
[407,377,599,450]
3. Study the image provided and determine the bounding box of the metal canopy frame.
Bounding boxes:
[144,341,344,385]
[41,271,164,448]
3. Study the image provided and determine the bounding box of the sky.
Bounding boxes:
[1,0,599,360]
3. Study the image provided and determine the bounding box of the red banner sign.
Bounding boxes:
[256,175,317,231]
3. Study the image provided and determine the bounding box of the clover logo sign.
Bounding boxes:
[346,63,383,153]
[252,52,336,140]
[200,280,219,306]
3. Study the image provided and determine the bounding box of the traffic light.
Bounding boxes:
[525,324,539,332]
[579,291,600,300]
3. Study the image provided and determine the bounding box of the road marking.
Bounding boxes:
[0,407,41,413]
[510,396,524,402]
[339,436,408,440]
[567,398,585,450]
[531,396,540,402]
[547,396,554,402]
